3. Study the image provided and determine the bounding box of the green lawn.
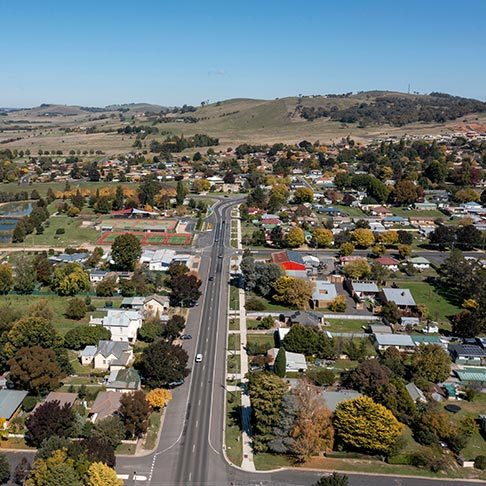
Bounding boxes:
[253,453,292,470]
[229,318,240,331]
[143,410,162,451]
[116,443,137,455]
[325,318,369,333]
[229,285,240,311]
[227,354,241,374]
[334,205,367,218]
[395,281,460,323]
[0,294,122,335]
[391,207,445,219]
[228,333,241,351]
[246,292,293,312]
[225,392,243,466]
[247,333,275,349]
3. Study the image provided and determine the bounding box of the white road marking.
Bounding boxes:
[196,420,199,428]
[192,443,196,452]
[189,472,192,481]
[134,475,148,481]
[116,475,129,480]
[198,399,201,406]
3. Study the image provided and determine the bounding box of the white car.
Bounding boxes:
[195,353,203,363]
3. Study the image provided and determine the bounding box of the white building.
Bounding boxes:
[90,309,143,342]
[80,340,133,371]
[140,249,176,271]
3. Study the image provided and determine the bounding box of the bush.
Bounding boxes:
[55,228,65,235]
[65,297,87,320]
[475,455,486,470]
[21,396,39,413]
[306,368,336,386]
[246,296,266,311]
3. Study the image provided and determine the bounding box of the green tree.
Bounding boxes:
[274,348,286,377]
[333,396,403,454]
[65,297,87,320]
[111,234,142,271]
[51,263,90,296]
[176,180,187,205]
[112,185,124,211]
[13,255,36,294]
[25,449,82,486]
[169,273,202,306]
[381,301,401,323]
[138,175,162,206]
[314,472,349,486]
[12,221,26,243]
[63,325,111,350]
[0,453,10,484]
[95,276,118,297]
[92,416,126,449]
[294,187,314,203]
[0,263,13,294]
[412,344,451,383]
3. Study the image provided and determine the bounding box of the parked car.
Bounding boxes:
[180,334,192,340]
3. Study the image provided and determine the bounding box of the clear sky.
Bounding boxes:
[1,0,485,107]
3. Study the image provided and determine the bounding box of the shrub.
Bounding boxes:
[55,228,65,235]
[65,297,87,320]
[306,368,336,386]
[475,455,486,470]
[21,396,39,413]
[246,296,266,311]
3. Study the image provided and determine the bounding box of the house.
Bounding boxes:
[369,221,386,233]
[89,391,122,423]
[383,216,408,227]
[0,390,28,426]
[267,348,308,372]
[276,327,291,345]
[448,344,486,366]
[321,390,362,412]
[400,316,420,328]
[36,392,78,410]
[311,281,337,309]
[369,323,393,334]
[49,252,89,264]
[81,340,133,371]
[349,281,379,300]
[144,295,170,317]
[406,383,427,403]
[412,335,446,349]
[105,368,141,392]
[380,288,416,311]
[271,250,306,272]
[454,368,486,386]
[89,270,110,284]
[376,256,400,272]
[374,333,416,353]
[140,249,176,271]
[407,256,431,270]
[90,309,143,342]
[287,310,324,328]
[414,202,438,211]
[121,296,145,310]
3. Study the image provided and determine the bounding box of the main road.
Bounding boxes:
[115,197,484,486]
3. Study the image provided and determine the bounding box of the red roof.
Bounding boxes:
[377,256,399,266]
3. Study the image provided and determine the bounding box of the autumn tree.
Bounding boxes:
[286,227,305,248]
[85,462,122,486]
[25,449,81,486]
[51,262,90,296]
[343,359,391,397]
[294,187,314,204]
[378,230,399,246]
[272,276,314,309]
[392,180,421,204]
[343,258,371,279]
[25,400,76,447]
[146,388,173,409]
[119,391,151,438]
[339,242,355,256]
[312,228,334,248]
[111,234,142,271]
[192,178,211,193]
[351,228,374,248]
[65,297,87,320]
[28,299,54,322]
[0,263,13,294]
[411,344,451,383]
[8,346,64,395]
[333,396,403,454]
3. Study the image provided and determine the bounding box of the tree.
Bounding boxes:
[312,228,333,248]
[379,347,405,378]
[80,436,116,468]
[13,255,36,293]
[92,416,126,449]
[25,400,76,447]
[28,299,54,322]
[328,295,346,312]
[95,276,118,297]
[164,314,186,340]
[51,263,90,296]
[111,234,142,271]
[397,230,413,245]
[146,388,173,409]
[398,244,412,259]
[65,297,87,320]
[294,187,314,204]
[8,346,64,395]
[283,325,334,358]
[351,228,374,248]
[381,301,401,323]
[63,325,111,350]
[192,179,211,193]
[306,368,336,386]
[343,258,371,279]
[339,242,355,256]
[176,180,187,205]
[344,359,391,396]
[274,348,286,377]
[138,175,162,206]
[456,224,482,250]
[292,381,334,461]
[412,344,451,383]
[392,180,421,204]
[138,319,164,342]
[33,254,52,285]
[314,472,349,486]
[13,456,31,485]
[0,263,13,294]
[248,372,288,451]
[454,188,479,203]
[170,273,202,306]
[12,221,26,243]
[333,396,403,454]
[112,185,124,211]
[0,453,10,484]
[429,225,456,250]
[272,276,314,309]
[168,261,189,278]
[286,227,305,248]
[85,462,122,486]
[139,340,189,387]
[119,391,151,438]
[25,449,82,486]
[378,230,399,246]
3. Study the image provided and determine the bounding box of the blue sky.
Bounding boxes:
[1,0,485,107]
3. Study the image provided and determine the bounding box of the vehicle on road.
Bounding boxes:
[180,334,192,340]
[195,353,203,362]
[209,276,214,281]
[218,254,223,259]
[168,379,184,388]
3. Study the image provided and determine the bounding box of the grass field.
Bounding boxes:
[229,285,240,310]
[0,181,118,197]
[334,205,367,218]
[0,294,122,335]
[229,317,240,330]
[225,392,243,466]
[227,354,241,374]
[247,333,275,349]
[396,280,460,323]
[97,231,192,246]
[325,318,370,333]
[246,292,293,312]
[391,207,445,219]
[144,410,163,451]
[228,333,241,351]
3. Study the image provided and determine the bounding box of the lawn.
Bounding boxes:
[246,292,293,312]
[391,207,445,219]
[143,410,162,451]
[0,294,122,335]
[229,285,240,311]
[228,333,241,351]
[325,318,369,333]
[334,204,367,218]
[395,280,460,323]
[227,353,241,374]
[229,318,240,331]
[0,181,116,198]
[247,333,275,349]
[253,452,292,470]
[225,392,243,466]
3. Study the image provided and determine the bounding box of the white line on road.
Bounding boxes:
[189,472,192,481]
[196,420,199,428]
[192,443,196,452]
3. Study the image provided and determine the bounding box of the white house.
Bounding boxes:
[374,333,416,353]
[140,249,176,271]
[268,348,308,372]
[80,340,133,371]
[144,295,170,317]
[407,256,431,271]
[90,309,143,342]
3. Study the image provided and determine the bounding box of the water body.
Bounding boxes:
[0,202,33,242]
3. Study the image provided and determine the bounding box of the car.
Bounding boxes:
[218,254,223,259]
[168,379,184,388]
[195,353,203,363]
[209,276,214,281]
[215,238,219,242]
[180,334,192,340]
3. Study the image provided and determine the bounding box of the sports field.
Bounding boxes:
[101,219,178,232]
[97,231,192,246]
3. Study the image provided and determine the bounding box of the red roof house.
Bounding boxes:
[271,250,306,271]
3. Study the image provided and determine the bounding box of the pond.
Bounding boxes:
[0,202,33,242]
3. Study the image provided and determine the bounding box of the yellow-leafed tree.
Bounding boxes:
[86,462,123,486]
[146,388,173,409]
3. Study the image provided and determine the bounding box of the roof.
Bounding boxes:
[408,256,430,264]
[455,368,486,382]
[312,281,337,302]
[288,311,322,327]
[0,390,28,420]
[370,324,393,334]
[412,335,442,345]
[285,270,308,278]
[400,317,420,326]
[321,390,362,412]
[272,250,305,266]
[285,351,307,370]
[121,296,145,307]
[89,391,122,421]
[351,281,379,293]
[144,294,169,306]
[106,368,140,390]
[36,392,77,410]
[406,383,426,402]
[376,256,400,266]
[375,333,415,347]
[96,340,132,359]
[80,345,97,357]
[103,309,142,327]
[382,288,416,307]
[449,344,486,358]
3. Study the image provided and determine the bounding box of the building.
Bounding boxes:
[311,280,337,309]
[140,249,176,271]
[380,288,417,311]
[35,392,78,411]
[144,295,170,317]
[369,323,393,334]
[321,390,362,412]
[105,368,141,392]
[121,296,145,310]
[448,344,486,366]
[400,316,420,328]
[89,391,122,423]
[287,310,324,328]
[267,348,308,372]
[49,252,89,264]
[349,281,379,300]
[406,383,427,403]
[90,309,143,342]
[81,340,133,371]
[271,250,306,272]
[376,256,400,272]
[0,390,28,426]
[374,333,416,353]
[407,256,431,270]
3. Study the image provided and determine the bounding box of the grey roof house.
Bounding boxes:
[0,390,28,424]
